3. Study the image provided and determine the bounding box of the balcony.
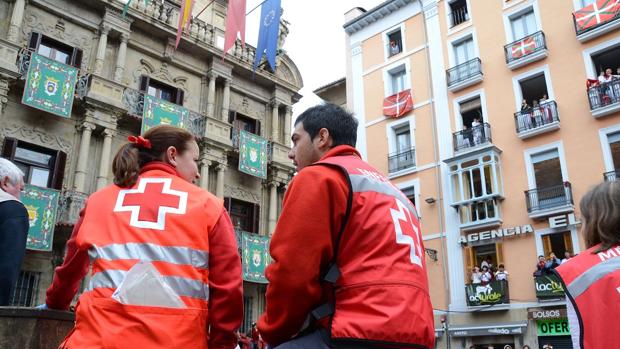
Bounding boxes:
[504,31,548,70]
[453,122,492,153]
[604,169,620,181]
[446,58,483,92]
[525,182,574,219]
[465,280,510,307]
[449,4,470,28]
[56,190,88,226]
[457,197,503,232]
[573,2,620,42]
[587,79,620,118]
[514,101,560,139]
[534,273,565,300]
[388,148,416,174]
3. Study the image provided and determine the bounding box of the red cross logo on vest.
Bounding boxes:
[114,178,188,230]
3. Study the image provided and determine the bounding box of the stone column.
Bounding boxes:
[206,72,216,118]
[7,0,26,43]
[113,33,129,83]
[73,121,96,193]
[271,101,279,142]
[284,105,292,145]
[94,25,110,75]
[96,129,115,190]
[199,158,211,190]
[215,163,226,198]
[268,181,278,233]
[221,78,231,122]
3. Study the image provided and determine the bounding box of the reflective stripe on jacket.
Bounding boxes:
[315,155,435,349]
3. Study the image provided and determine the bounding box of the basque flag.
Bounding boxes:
[383,89,413,118]
[253,0,281,72]
[574,0,620,31]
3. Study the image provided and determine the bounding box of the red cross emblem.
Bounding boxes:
[114,178,188,230]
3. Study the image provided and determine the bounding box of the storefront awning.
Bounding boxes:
[448,321,528,337]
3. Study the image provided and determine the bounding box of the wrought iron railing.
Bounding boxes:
[388,148,416,173]
[573,5,620,36]
[604,169,620,181]
[525,182,573,213]
[446,58,482,87]
[514,101,559,133]
[587,79,620,111]
[122,88,145,117]
[9,271,40,307]
[504,31,547,64]
[56,190,88,225]
[449,5,469,28]
[452,122,492,152]
[75,73,91,100]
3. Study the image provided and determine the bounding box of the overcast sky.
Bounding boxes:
[243,0,384,116]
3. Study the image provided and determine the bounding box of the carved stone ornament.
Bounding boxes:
[133,59,189,101]
[224,184,260,204]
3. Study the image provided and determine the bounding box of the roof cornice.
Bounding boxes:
[343,0,414,35]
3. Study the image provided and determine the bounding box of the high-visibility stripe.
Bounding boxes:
[89,269,209,300]
[89,242,209,269]
[349,174,417,217]
[568,257,620,298]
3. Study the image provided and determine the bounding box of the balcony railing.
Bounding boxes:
[573,3,620,37]
[449,6,469,28]
[388,147,416,173]
[525,182,573,213]
[465,280,509,307]
[514,101,560,134]
[604,169,620,181]
[446,58,482,88]
[504,31,547,65]
[453,122,492,152]
[587,78,620,111]
[534,274,565,300]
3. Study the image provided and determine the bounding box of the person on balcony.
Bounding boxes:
[257,104,435,349]
[539,94,552,123]
[41,125,243,348]
[471,117,483,145]
[520,99,533,130]
[480,265,492,284]
[546,252,561,270]
[471,267,482,284]
[533,255,549,276]
[0,158,28,306]
[495,264,509,281]
[561,251,572,265]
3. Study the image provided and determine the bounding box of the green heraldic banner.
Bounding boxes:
[21,184,60,251]
[141,95,189,135]
[241,232,271,283]
[238,130,268,179]
[22,53,78,118]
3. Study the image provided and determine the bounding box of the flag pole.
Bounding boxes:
[194,0,216,19]
[246,0,267,15]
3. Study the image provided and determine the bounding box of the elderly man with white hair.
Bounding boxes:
[0,157,29,306]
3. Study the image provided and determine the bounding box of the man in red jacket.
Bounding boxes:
[258,104,435,349]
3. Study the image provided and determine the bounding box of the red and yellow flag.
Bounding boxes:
[175,0,195,48]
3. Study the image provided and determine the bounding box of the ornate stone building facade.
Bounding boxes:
[0,0,301,333]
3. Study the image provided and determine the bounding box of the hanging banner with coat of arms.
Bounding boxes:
[21,184,60,251]
[241,232,271,283]
[238,130,268,179]
[141,95,189,135]
[22,53,78,118]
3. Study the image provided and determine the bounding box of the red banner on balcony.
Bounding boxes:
[383,89,413,118]
[510,36,536,59]
[574,0,620,32]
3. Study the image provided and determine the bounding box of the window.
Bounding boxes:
[387,29,403,57]
[591,45,620,79]
[519,73,549,108]
[510,9,537,40]
[9,271,40,307]
[449,0,469,28]
[608,131,620,170]
[139,76,184,105]
[542,231,573,260]
[463,243,503,282]
[395,126,412,154]
[455,97,487,150]
[1,138,66,189]
[225,198,260,234]
[388,118,416,173]
[453,37,475,66]
[402,186,417,209]
[229,111,261,135]
[532,149,563,189]
[449,152,503,227]
[27,32,82,68]
[526,148,572,212]
[390,66,407,95]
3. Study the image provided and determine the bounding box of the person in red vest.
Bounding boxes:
[41,125,243,348]
[555,181,620,349]
[258,104,435,348]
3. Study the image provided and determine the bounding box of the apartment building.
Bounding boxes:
[0,0,301,334]
[345,0,619,347]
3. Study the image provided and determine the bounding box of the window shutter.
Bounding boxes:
[464,246,474,283]
[495,242,504,265]
[71,48,83,69]
[139,75,150,93]
[175,88,184,106]
[542,235,552,257]
[228,111,236,124]
[255,120,261,136]
[252,203,260,234]
[1,138,18,159]
[51,150,67,190]
[27,32,41,51]
[563,231,574,255]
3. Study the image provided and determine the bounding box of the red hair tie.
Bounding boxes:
[127,135,152,149]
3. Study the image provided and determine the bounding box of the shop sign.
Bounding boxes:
[548,213,580,229]
[458,225,533,245]
[528,308,567,320]
[449,323,527,337]
[536,319,570,336]
[534,274,565,299]
[465,280,509,306]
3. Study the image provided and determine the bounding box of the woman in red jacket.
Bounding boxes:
[43,125,243,348]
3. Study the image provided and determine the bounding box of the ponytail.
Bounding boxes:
[112,143,140,188]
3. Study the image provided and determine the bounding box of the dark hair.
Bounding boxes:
[580,181,620,253]
[294,103,358,147]
[499,264,504,268]
[112,125,195,188]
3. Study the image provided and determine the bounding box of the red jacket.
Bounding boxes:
[46,162,243,349]
[555,244,620,349]
[258,146,435,348]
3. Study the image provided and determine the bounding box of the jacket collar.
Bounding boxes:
[140,161,180,177]
[319,145,361,161]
